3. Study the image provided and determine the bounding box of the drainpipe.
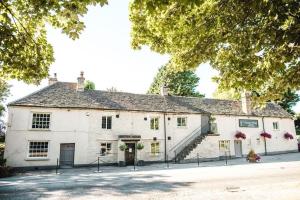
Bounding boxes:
[262,116,267,155]
[163,113,167,162]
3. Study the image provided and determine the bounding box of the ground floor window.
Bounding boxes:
[100,142,112,156]
[219,140,230,152]
[151,142,160,156]
[28,141,49,158]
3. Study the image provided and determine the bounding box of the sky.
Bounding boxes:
[4,0,300,116]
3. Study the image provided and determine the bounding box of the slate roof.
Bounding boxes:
[8,82,292,118]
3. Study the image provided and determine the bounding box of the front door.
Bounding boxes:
[234,140,243,157]
[125,143,136,165]
[60,143,75,168]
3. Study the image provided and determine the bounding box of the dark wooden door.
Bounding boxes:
[125,143,135,165]
[60,143,75,168]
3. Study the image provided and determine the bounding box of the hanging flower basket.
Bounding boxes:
[235,131,246,139]
[284,132,294,140]
[260,132,272,139]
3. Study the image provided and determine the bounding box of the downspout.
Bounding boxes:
[163,113,167,162]
[262,116,267,155]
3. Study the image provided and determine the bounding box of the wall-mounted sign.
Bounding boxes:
[239,119,259,128]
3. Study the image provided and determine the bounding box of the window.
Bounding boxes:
[239,119,258,128]
[32,113,50,129]
[28,141,48,158]
[273,122,279,130]
[210,122,218,133]
[219,140,230,152]
[177,117,187,127]
[102,116,112,129]
[100,143,112,155]
[151,142,160,156]
[150,117,159,130]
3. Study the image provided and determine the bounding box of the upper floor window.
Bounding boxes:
[273,122,279,130]
[102,116,112,129]
[150,117,159,130]
[239,119,258,128]
[32,113,50,129]
[177,117,187,127]
[100,142,112,155]
[28,141,48,158]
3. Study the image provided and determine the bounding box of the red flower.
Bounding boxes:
[235,131,246,139]
[260,132,272,139]
[284,132,294,140]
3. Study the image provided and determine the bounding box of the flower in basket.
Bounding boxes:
[260,132,272,139]
[284,132,294,140]
[235,131,246,139]
[247,149,260,163]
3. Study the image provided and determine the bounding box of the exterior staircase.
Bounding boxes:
[171,116,211,163]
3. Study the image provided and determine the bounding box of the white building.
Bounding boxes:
[4,73,298,168]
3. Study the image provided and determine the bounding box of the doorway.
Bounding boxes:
[60,143,75,168]
[125,143,136,165]
[234,140,243,157]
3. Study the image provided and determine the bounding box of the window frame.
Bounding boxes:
[177,117,187,128]
[100,142,112,156]
[27,141,49,159]
[30,112,51,130]
[150,117,159,130]
[150,142,160,156]
[219,140,230,152]
[102,116,112,130]
[272,122,279,130]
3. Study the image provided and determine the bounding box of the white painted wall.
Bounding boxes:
[4,106,298,167]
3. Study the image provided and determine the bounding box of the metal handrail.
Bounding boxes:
[171,123,210,159]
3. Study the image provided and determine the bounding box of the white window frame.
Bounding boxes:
[150,142,160,156]
[150,117,159,130]
[30,112,51,130]
[177,117,187,128]
[27,141,49,159]
[102,116,112,129]
[100,142,112,156]
[272,122,279,130]
[219,140,230,152]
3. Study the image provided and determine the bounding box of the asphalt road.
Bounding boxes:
[1,153,300,200]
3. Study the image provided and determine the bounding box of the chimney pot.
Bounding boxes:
[48,73,58,85]
[77,71,85,91]
[160,85,169,96]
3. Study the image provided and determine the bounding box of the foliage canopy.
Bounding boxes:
[148,65,204,97]
[130,0,300,103]
[0,0,108,84]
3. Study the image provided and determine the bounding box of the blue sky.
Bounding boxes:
[5,0,300,115]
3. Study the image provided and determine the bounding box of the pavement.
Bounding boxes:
[0,153,300,200]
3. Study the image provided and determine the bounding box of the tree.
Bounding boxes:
[295,113,300,135]
[277,90,300,116]
[0,0,108,84]
[148,65,204,97]
[130,0,300,104]
[84,80,95,90]
[0,79,10,117]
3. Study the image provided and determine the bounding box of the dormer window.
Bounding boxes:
[32,113,51,129]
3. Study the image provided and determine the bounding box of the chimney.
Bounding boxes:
[241,91,252,114]
[48,73,58,85]
[160,85,169,96]
[77,71,85,91]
